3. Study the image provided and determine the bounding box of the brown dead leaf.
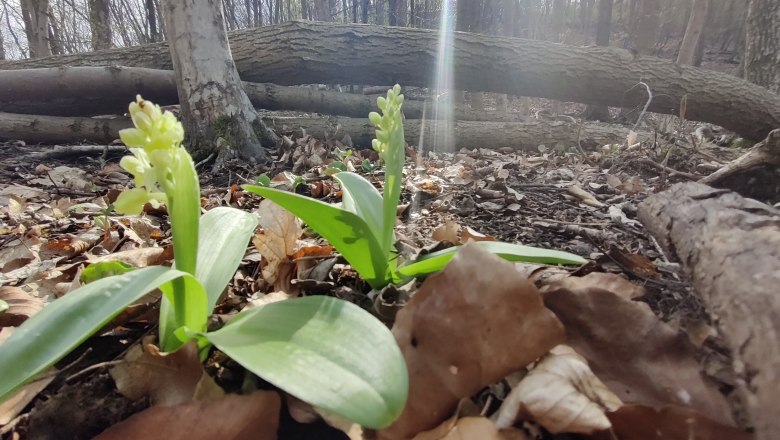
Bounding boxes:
[461,226,496,243]
[494,345,622,434]
[567,185,605,208]
[432,221,461,244]
[541,275,734,424]
[553,272,644,300]
[0,373,56,425]
[607,246,659,280]
[379,243,565,440]
[603,404,752,440]
[0,286,45,326]
[40,229,103,259]
[415,417,530,440]
[30,166,93,192]
[93,391,281,440]
[0,240,36,273]
[110,339,224,406]
[252,199,302,291]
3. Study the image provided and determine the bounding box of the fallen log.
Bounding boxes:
[0,66,522,122]
[1,21,777,140]
[0,111,633,149]
[637,182,780,440]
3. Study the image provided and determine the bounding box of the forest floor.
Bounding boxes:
[0,97,756,439]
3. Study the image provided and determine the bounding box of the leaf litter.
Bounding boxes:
[0,127,752,439]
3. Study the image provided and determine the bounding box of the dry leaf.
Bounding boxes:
[379,243,565,440]
[252,199,302,290]
[494,345,622,434]
[415,417,530,440]
[110,339,224,406]
[0,373,56,425]
[604,404,752,440]
[566,185,605,208]
[0,286,45,326]
[93,391,281,440]
[29,166,93,192]
[461,227,495,243]
[88,247,172,268]
[432,221,461,244]
[542,276,734,424]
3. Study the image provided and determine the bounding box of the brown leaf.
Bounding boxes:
[0,286,45,326]
[494,345,622,434]
[541,275,734,424]
[110,339,224,406]
[0,373,56,425]
[432,221,461,244]
[604,404,752,440]
[379,243,565,440]
[461,226,496,243]
[252,199,302,290]
[414,417,530,440]
[93,391,281,440]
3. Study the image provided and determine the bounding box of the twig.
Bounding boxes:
[25,144,127,160]
[630,81,653,132]
[574,122,593,165]
[637,158,702,180]
[195,152,216,169]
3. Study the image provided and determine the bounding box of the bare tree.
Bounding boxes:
[89,0,111,50]
[676,0,707,65]
[583,0,612,121]
[161,0,278,163]
[745,0,780,93]
[20,0,52,57]
[632,0,659,55]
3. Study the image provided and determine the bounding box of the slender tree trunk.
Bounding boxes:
[376,0,385,25]
[550,0,566,41]
[161,0,276,162]
[395,0,407,26]
[676,0,708,65]
[496,0,517,112]
[89,0,112,50]
[145,0,160,42]
[47,19,63,55]
[583,0,613,121]
[0,26,5,60]
[20,0,52,58]
[632,0,659,55]
[745,0,780,93]
[361,0,370,23]
[314,0,331,21]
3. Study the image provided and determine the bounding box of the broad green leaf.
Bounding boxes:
[204,296,408,429]
[197,207,258,310]
[158,275,209,352]
[395,241,587,279]
[334,172,384,248]
[243,185,389,288]
[80,260,135,284]
[0,267,198,402]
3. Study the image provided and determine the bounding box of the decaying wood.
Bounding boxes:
[2,21,778,141]
[637,182,780,440]
[700,129,780,185]
[0,66,523,122]
[0,111,635,149]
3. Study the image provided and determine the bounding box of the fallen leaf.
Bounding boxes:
[432,221,461,243]
[88,247,172,268]
[110,339,224,406]
[379,243,565,440]
[0,373,56,425]
[93,391,281,440]
[567,185,605,208]
[541,275,734,424]
[29,166,93,192]
[604,404,752,440]
[252,199,302,291]
[494,345,622,434]
[606,246,659,280]
[461,226,495,243]
[40,229,103,259]
[415,417,530,440]
[0,286,45,326]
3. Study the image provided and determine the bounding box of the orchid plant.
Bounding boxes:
[245,85,586,290]
[0,96,408,429]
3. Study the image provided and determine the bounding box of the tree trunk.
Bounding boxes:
[145,0,161,42]
[0,111,636,150]
[550,0,566,41]
[676,0,708,65]
[313,0,332,21]
[632,0,658,55]
[745,0,780,94]
[2,21,778,141]
[496,0,517,112]
[89,0,112,51]
[20,0,52,58]
[0,24,5,60]
[0,66,531,122]
[161,0,276,162]
[583,0,613,121]
[638,181,780,440]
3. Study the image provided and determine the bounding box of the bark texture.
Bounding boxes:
[20,0,51,58]
[161,0,274,162]
[1,21,778,141]
[745,0,780,93]
[89,0,112,51]
[638,182,780,440]
[0,111,634,150]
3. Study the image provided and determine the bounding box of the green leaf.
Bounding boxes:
[196,207,258,310]
[158,275,209,352]
[380,108,405,273]
[255,173,271,186]
[203,296,408,429]
[395,241,586,279]
[0,299,7,314]
[334,172,384,249]
[243,185,390,288]
[80,261,135,284]
[0,267,199,402]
